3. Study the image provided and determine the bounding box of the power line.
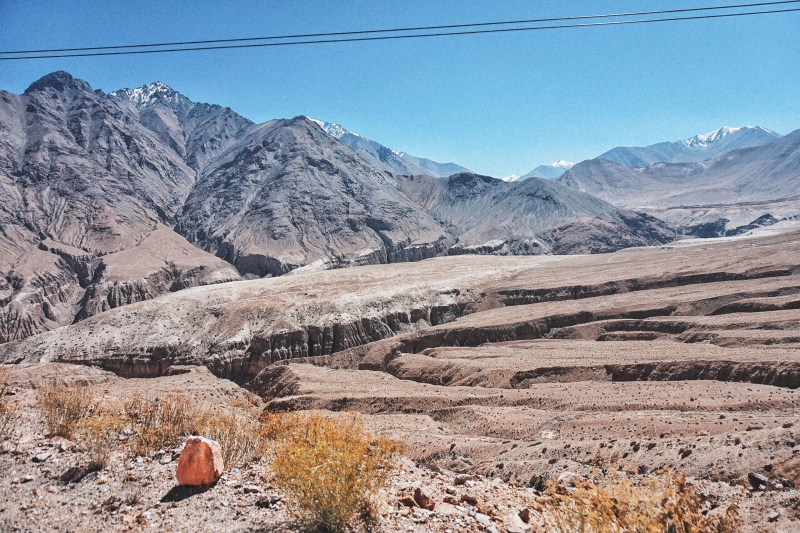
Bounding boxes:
[1,0,798,56]
[2,6,798,61]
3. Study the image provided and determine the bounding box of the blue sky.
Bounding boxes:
[1,0,798,178]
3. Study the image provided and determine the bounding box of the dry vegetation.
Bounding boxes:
[201,409,267,467]
[540,470,739,533]
[123,393,199,456]
[0,367,17,440]
[271,413,405,533]
[35,381,93,438]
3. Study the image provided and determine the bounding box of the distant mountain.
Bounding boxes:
[175,117,451,277]
[396,172,675,255]
[558,129,800,209]
[509,160,575,181]
[309,118,471,177]
[598,126,782,167]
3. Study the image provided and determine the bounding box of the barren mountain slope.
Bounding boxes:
[0,72,241,343]
[310,119,471,178]
[395,173,675,254]
[110,82,254,172]
[175,116,452,277]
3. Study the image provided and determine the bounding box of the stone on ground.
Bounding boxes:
[176,436,224,486]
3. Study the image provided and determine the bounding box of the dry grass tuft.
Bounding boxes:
[124,393,198,455]
[0,367,18,440]
[270,413,404,533]
[201,410,265,467]
[79,407,125,470]
[540,470,739,533]
[35,381,93,438]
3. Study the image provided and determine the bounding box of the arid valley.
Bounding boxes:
[3,225,800,532]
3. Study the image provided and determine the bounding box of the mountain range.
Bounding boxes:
[557,127,800,234]
[0,71,676,344]
[597,126,782,168]
[309,119,471,178]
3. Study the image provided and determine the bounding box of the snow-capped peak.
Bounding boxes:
[110,81,183,107]
[681,126,740,147]
[502,174,520,182]
[679,126,776,149]
[518,160,575,181]
[307,118,357,140]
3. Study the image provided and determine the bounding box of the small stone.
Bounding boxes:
[399,495,417,508]
[160,454,172,465]
[518,508,532,523]
[33,450,54,463]
[97,477,108,485]
[443,496,459,506]
[768,511,780,522]
[507,511,530,532]
[460,493,478,505]
[475,513,491,525]
[255,494,282,508]
[413,488,435,511]
[454,474,474,486]
[176,436,224,487]
[748,472,770,490]
[242,485,260,494]
[47,486,58,494]
[22,475,34,483]
[487,525,499,533]
[435,502,458,515]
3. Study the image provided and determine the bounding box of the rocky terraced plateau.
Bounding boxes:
[2,228,800,531]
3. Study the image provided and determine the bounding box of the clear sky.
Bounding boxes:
[1,0,798,178]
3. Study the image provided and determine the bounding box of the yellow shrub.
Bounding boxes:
[124,393,197,455]
[201,410,265,467]
[0,367,17,440]
[271,413,404,533]
[259,409,294,441]
[79,407,125,470]
[35,382,93,438]
[541,470,739,533]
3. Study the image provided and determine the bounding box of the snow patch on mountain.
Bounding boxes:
[680,126,776,148]
[517,160,575,181]
[308,118,352,140]
[307,117,471,178]
[110,82,187,108]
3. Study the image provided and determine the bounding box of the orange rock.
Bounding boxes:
[413,487,435,510]
[176,436,224,486]
[443,495,460,506]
